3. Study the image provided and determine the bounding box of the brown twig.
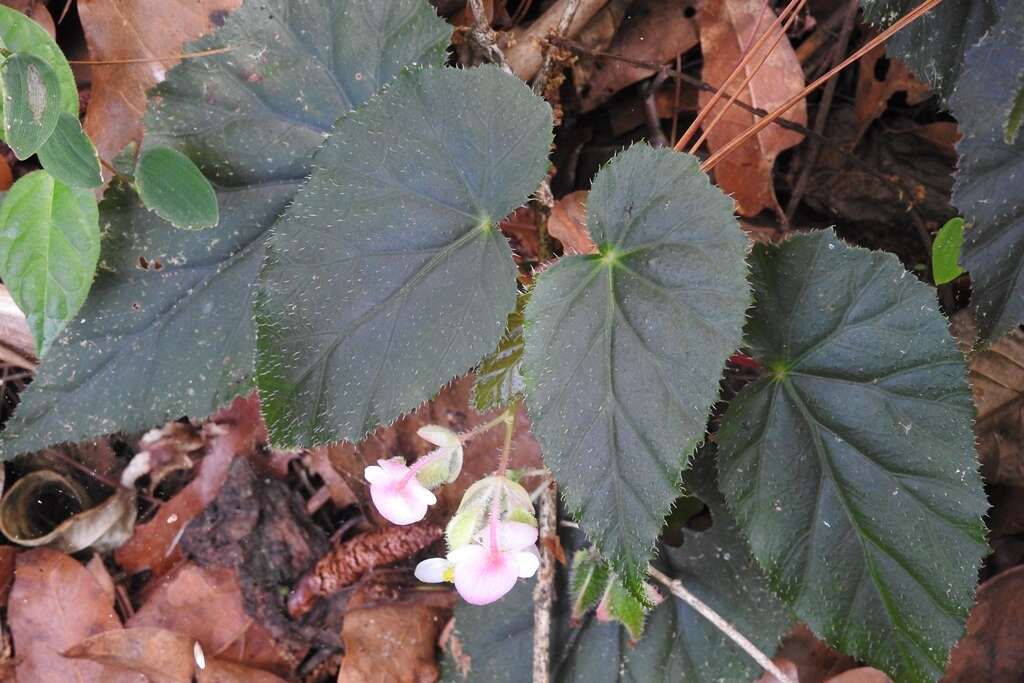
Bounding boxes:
[784,0,859,222]
[68,46,235,65]
[701,0,945,173]
[532,480,557,683]
[467,0,514,73]
[674,0,806,151]
[649,566,795,683]
[532,0,582,95]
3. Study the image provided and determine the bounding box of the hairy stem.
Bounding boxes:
[532,480,557,683]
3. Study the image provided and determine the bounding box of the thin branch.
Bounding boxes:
[467,0,514,73]
[532,480,558,683]
[69,46,235,65]
[701,0,945,173]
[674,0,806,151]
[648,566,795,683]
[533,0,582,95]
[784,0,859,222]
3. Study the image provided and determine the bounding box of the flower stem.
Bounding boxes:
[487,409,518,553]
[458,404,516,443]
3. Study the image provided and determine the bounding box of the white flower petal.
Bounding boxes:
[516,548,540,578]
[415,557,451,583]
[493,521,538,552]
[363,465,385,484]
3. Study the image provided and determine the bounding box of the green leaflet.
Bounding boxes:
[0,171,99,356]
[932,217,965,285]
[135,147,219,229]
[37,112,103,189]
[0,0,451,458]
[522,144,749,580]
[446,453,791,683]
[859,0,997,101]
[255,66,553,447]
[717,229,988,682]
[472,290,529,412]
[0,5,78,123]
[1,53,61,159]
[950,1,1024,342]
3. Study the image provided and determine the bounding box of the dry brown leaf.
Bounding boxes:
[697,0,807,217]
[127,562,293,676]
[0,1,54,39]
[853,45,930,145]
[756,658,800,683]
[65,627,288,683]
[0,284,35,370]
[775,623,856,683]
[580,0,699,112]
[945,565,1024,682]
[338,595,453,683]
[0,546,16,608]
[78,0,242,168]
[305,447,358,509]
[968,329,1024,486]
[8,548,143,683]
[548,191,596,254]
[825,668,892,683]
[504,0,613,81]
[116,393,265,577]
[85,554,117,603]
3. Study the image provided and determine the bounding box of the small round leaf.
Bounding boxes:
[135,146,219,229]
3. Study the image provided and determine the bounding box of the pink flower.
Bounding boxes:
[364,457,437,525]
[415,521,540,605]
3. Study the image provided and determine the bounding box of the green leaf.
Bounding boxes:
[949,1,1024,342]
[446,453,792,683]
[0,170,99,356]
[932,217,965,285]
[255,66,553,447]
[0,0,451,458]
[570,549,610,620]
[596,574,648,641]
[135,146,219,229]
[1,53,61,159]
[859,0,997,101]
[37,112,103,189]
[472,290,528,412]
[0,5,77,122]
[717,229,988,682]
[521,145,749,579]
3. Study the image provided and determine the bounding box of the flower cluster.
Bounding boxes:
[362,420,540,606]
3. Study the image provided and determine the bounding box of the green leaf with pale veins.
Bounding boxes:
[1,53,61,159]
[38,112,103,189]
[446,452,792,683]
[0,0,451,458]
[255,66,553,447]
[0,5,78,123]
[135,147,219,229]
[521,144,749,580]
[717,229,988,683]
[0,171,99,356]
[950,1,1024,342]
[859,0,997,102]
[472,290,529,412]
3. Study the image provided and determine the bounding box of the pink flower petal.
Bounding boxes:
[363,465,385,484]
[370,483,429,525]
[452,545,520,606]
[378,457,409,475]
[410,482,438,505]
[491,521,538,552]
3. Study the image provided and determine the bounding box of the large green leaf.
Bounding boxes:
[522,145,749,578]
[0,0,450,457]
[717,229,988,682]
[950,1,1024,342]
[859,0,997,101]
[256,66,552,447]
[446,454,792,683]
[0,170,99,356]
[0,5,78,121]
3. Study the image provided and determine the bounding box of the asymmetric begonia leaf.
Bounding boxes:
[0,170,99,356]
[255,65,552,447]
[37,112,103,189]
[522,144,749,579]
[859,0,997,101]
[949,1,1024,342]
[0,53,61,159]
[0,5,78,122]
[717,229,988,682]
[0,0,450,457]
[446,453,792,683]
